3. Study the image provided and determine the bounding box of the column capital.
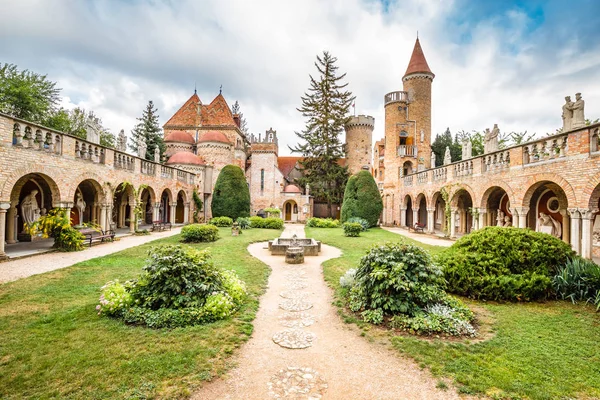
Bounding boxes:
[0,203,10,210]
[426,208,435,212]
[169,202,177,207]
[399,207,407,211]
[479,208,487,214]
[567,208,581,218]
[510,207,529,216]
[578,208,598,220]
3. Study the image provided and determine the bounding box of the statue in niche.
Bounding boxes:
[20,190,41,228]
[537,212,562,238]
[461,137,472,159]
[443,146,451,165]
[484,124,500,153]
[496,210,505,227]
[503,215,512,227]
[571,92,585,129]
[430,151,436,168]
[593,215,600,244]
[137,137,147,159]
[75,191,86,225]
[562,96,573,132]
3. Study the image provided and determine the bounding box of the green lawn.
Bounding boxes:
[0,227,279,400]
[307,227,600,400]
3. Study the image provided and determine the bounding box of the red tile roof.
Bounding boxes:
[164,130,195,144]
[404,38,434,78]
[164,93,200,127]
[198,131,231,144]
[277,156,303,177]
[201,94,236,127]
[283,184,302,193]
[163,93,237,128]
[166,151,206,165]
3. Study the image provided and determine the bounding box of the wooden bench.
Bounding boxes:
[151,221,172,232]
[411,223,425,233]
[79,228,116,247]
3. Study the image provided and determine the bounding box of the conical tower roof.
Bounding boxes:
[403,38,434,79]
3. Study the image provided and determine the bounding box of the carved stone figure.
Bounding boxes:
[443,146,451,165]
[431,152,436,167]
[537,212,562,238]
[75,191,86,225]
[571,93,585,129]
[138,137,147,159]
[485,124,500,153]
[154,150,160,163]
[496,210,505,227]
[503,215,512,227]
[117,129,127,152]
[562,96,573,132]
[20,190,41,227]
[420,129,425,143]
[85,115,101,144]
[461,137,472,159]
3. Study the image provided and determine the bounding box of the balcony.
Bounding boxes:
[397,145,418,158]
[384,91,409,106]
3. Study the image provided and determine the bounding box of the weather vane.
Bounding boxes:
[219,85,222,94]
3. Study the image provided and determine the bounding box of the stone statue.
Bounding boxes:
[562,96,574,132]
[154,150,160,163]
[443,146,451,165]
[20,190,41,227]
[571,92,585,129]
[431,151,436,167]
[137,137,147,159]
[75,191,86,225]
[461,137,472,159]
[117,129,127,152]
[537,212,561,238]
[503,215,512,227]
[420,129,425,143]
[485,124,500,153]
[85,115,101,144]
[496,210,505,227]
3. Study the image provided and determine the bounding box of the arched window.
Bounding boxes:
[260,169,265,191]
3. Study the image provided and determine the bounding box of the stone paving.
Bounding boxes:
[382,226,454,247]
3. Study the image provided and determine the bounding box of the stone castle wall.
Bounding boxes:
[345,115,374,175]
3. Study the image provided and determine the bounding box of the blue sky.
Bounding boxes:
[0,0,598,155]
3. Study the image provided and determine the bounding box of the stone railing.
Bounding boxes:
[75,140,105,164]
[416,171,428,184]
[453,160,473,177]
[522,134,568,166]
[403,175,413,186]
[160,165,174,179]
[384,91,409,105]
[12,123,63,155]
[432,166,447,182]
[140,160,156,176]
[177,170,189,183]
[114,151,135,171]
[483,149,510,172]
[397,145,418,158]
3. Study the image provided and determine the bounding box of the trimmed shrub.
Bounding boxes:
[211,165,251,220]
[209,216,233,227]
[249,216,284,229]
[341,170,383,227]
[264,207,281,217]
[306,217,340,228]
[438,227,575,301]
[181,224,220,243]
[346,217,369,231]
[347,242,474,336]
[553,257,600,308]
[236,217,251,229]
[343,222,362,237]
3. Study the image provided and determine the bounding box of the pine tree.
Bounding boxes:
[431,128,454,167]
[231,100,248,134]
[129,100,165,161]
[290,51,354,218]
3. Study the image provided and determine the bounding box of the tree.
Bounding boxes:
[431,128,461,166]
[0,63,61,123]
[505,131,536,146]
[290,51,354,217]
[100,131,116,148]
[129,100,164,161]
[211,165,250,219]
[231,101,248,134]
[340,171,383,227]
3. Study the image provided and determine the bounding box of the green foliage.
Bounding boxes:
[264,207,281,217]
[0,63,60,123]
[306,217,340,228]
[346,217,369,231]
[290,51,353,215]
[192,190,203,222]
[54,226,85,252]
[342,222,362,237]
[390,301,476,336]
[431,128,461,167]
[231,100,249,134]
[553,257,600,309]
[209,216,233,227]
[97,280,133,316]
[340,171,382,227]
[211,165,251,220]
[25,208,84,251]
[181,224,220,243]
[129,100,165,161]
[249,216,284,229]
[438,227,575,301]
[236,217,251,229]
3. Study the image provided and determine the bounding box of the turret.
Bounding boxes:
[345,115,374,175]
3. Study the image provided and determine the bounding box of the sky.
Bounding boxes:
[1,0,599,155]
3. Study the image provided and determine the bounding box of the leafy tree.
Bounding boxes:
[100,131,116,148]
[211,165,250,220]
[129,100,164,161]
[290,51,354,217]
[341,171,382,227]
[431,128,461,166]
[231,100,248,134]
[505,131,536,146]
[0,63,61,123]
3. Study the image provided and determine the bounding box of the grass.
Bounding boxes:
[307,226,600,400]
[0,227,280,399]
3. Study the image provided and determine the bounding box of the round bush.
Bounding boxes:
[306,217,340,228]
[249,216,283,229]
[209,216,233,227]
[346,217,369,231]
[341,170,383,227]
[438,227,575,301]
[181,224,220,243]
[343,222,362,237]
[211,165,250,220]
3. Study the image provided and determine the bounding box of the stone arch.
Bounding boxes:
[403,194,414,227]
[71,178,105,226]
[159,188,174,222]
[521,173,576,209]
[522,179,571,241]
[431,190,447,232]
[65,172,107,204]
[480,184,514,227]
[1,165,62,204]
[283,199,299,222]
[414,193,428,227]
[582,171,600,209]
[450,183,477,208]
[402,193,414,209]
[139,186,157,225]
[112,182,135,229]
[175,190,188,224]
[415,192,428,209]
[479,181,516,210]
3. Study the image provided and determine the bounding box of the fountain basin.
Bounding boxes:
[268,238,321,256]
[285,246,305,264]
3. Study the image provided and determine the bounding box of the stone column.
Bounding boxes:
[0,203,9,260]
[511,207,528,229]
[129,200,136,233]
[412,209,419,227]
[478,208,487,230]
[99,204,107,231]
[6,205,17,244]
[169,202,176,224]
[580,208,596,259]
[400,207,406,228]
[560,210,570,244]
[449,208,458,239]
[90,202,96,224]
[184,202,190,224]
[427,208,435,233]
[568,208,581,255]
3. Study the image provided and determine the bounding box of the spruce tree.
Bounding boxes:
[231,100,248,134]
[290,51,354,217]
[129,100,165,161]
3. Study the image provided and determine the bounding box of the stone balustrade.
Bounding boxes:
[453,160,473,177]
[12,123,63,155]
[140,160,156,176]
[397,145,418,158]
[114,151,135,171]
[432,166,447,182]
[403,175,413,186]
[522,133,568,166]
[384,90,409,105]
[416,171,428,184]
[75,140,105,163]
[483,149,510,172]
[161,165,174,179]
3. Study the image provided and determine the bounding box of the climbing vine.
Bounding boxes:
[192,189,203,223]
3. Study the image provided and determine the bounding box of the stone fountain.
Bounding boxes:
[269,234,321,264]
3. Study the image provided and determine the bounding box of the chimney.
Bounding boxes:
[233,113,241,128]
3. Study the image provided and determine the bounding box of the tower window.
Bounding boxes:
[260,169,265,191]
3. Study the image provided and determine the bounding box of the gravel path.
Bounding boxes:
[193,224,459,399]
[382,226,453,247]
[0,228,182,284]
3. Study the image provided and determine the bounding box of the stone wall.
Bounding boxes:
[345,115,374,175]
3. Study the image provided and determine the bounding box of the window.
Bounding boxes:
[260,169,264,191]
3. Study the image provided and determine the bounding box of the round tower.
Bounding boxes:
[345,115,374,175]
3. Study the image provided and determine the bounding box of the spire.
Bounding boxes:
[403,38,434,79]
